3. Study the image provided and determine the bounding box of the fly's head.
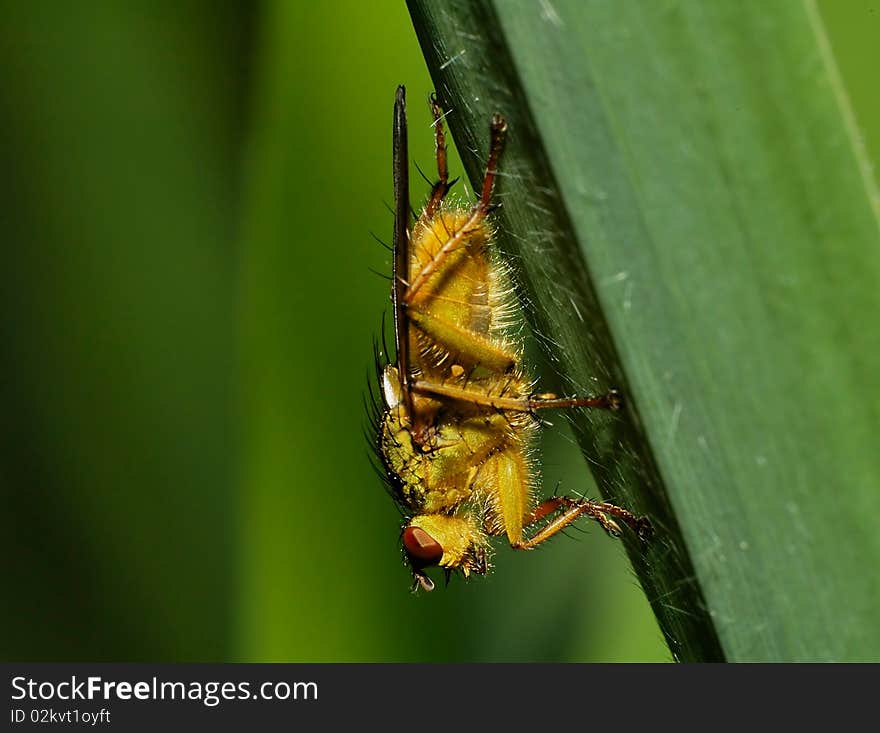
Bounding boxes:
[402,514,489,592]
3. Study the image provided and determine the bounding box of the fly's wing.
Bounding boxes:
[392,85,414,417]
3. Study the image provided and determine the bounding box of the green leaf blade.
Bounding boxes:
[408,0,880,661]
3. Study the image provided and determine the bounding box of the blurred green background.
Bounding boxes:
[1,1,876,662]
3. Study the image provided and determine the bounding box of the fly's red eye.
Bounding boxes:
[403,526,443,567]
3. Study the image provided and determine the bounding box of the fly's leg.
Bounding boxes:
[424,94,452,218]
[526,391,624,411]
[407,308,518,374]
[474,445,531,545]
[412,379,623,412]
[514,497,652,549]
[478,451,651,548]
[405,115,508,305]
[477,114,506,212]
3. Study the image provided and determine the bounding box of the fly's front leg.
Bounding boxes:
[514,496,652,549]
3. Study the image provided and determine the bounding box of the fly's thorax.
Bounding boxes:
[380,409,480,515]
[407,513,488,577]
[381,364,479,514]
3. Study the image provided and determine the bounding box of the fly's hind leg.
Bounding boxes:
[477,449,650,549]
[513,496,652,550]
[407,309,518,374]
[424,94,453,218]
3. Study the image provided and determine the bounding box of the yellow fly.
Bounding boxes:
[371,86,650,592]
